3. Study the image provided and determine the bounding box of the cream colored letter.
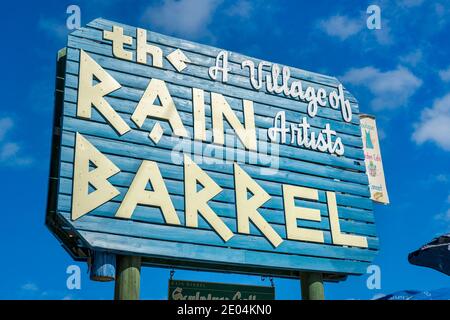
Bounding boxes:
[136,28,163,67]
[77,50,131,135]
[131,78,188,138]
[283,185,324,243]
[211,93,257,151]
[234,163,282,247]
[184,155,233,241]
[327,191,368,248]
[115,160,180,224]
[103,26,133,61]
[72,133,120,220]
[193,88,206,141]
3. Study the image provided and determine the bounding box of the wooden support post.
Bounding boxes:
[301,272,325,300]
[114,255,141,300]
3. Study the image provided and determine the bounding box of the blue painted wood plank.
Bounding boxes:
[62,83,365,161]
[57,178,377,237]
[78,230,370,275]
[85,19,344,89]
[57,197,378,250]
[64,49,362,138]
[75,21,360,106]
[63,52,364,150]
[58,153,374,218]
[64,86,366,172]
[58,212,377,262]
[62,106,368,185]
[65,36,361,130]
[86,18,361,105]
[60,126,371,197]
[61,151,373,214]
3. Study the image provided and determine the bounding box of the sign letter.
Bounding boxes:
[184,155,233,241]
[283,185,325,243]
[115,160,180,225]
[234,163,282,247]
[193,88,206,141]
[77,50,131,135]
[208,51,230,82]
[103,26,133,61]
[72,133,120,220]
[132,78,188,143]
[136,28,163,67]
[327,191,368,248]
[211,93,257,151]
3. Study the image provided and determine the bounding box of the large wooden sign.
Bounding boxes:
[46,18,378,278]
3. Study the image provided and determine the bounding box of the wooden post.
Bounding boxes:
[114,255,141,300]
[301,272,325,300]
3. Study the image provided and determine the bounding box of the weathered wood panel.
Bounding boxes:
[54,18,379,276]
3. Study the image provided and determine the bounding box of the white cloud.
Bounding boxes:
[0,142,19,161]
[434,208,450,222]
[439,67,450,82]
[436,174,449,183]
[413,93,450,151]
[319,15,363,40]
[341,66,422,110]
[432,199,450,234]
[141,0,222,38]
[38,17,68,40]
[0,117,33,167]
[227,0,253,18]
[400,49,423,67]
[0,117,13,141]
[434,3,450,28]
[0,142,33,166]
[400,0,424,7]
[21,282,39,292]
[373,19,393,46]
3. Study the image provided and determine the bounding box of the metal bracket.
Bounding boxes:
[169,269,175,280]
[261,275,274,287]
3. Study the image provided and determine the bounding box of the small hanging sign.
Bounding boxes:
[360,115,389,204]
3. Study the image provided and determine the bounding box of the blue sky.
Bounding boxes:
[1,0,450,300]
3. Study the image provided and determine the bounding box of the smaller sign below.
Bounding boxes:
[360,115,389,204]
[168,280,275,300]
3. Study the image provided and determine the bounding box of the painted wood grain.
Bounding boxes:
[53,17,379,275]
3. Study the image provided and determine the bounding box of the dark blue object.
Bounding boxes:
[408,233,450,276]
[376,288,450,300]
[89,250,116,282]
